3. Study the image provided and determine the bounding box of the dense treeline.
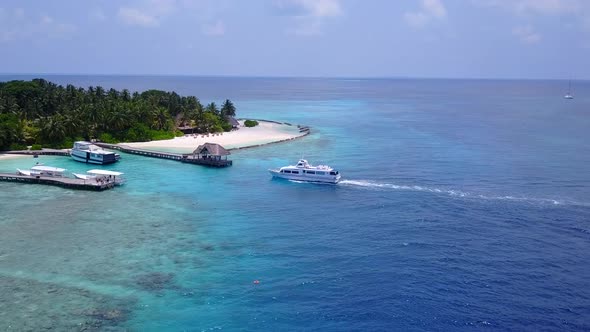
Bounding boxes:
[0,79,237,150]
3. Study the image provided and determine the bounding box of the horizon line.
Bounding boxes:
[0,72,587,82]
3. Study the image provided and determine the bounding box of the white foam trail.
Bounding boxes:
[338,180,589,207]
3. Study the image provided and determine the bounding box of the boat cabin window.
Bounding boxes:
[305,170,315,174]
[316,171,325,175]
[291,171,299,174]
[330,171,339,175]
[284,170,292,173]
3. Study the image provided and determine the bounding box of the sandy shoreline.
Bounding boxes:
[0,121,309,158]
[0,154,29,160]
[125,121,308,153]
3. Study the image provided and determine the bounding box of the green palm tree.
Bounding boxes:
[121,89,131,102]
[106,106,130,132]
[221,99,236,117]
[41,115,66,143]
[152,107,170,131]
[205,102,219,115]
[61,111,80,138]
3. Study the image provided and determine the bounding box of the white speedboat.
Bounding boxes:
[17,165,66,177]
[269,159,341,184]
[16,168,31,176]
[71,141,120,164]
[72,169,125,185]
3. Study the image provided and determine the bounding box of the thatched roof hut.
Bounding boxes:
[193,143,230,157]
[228,116,240,128]
[175,113,185,126]
[181,142,232,166]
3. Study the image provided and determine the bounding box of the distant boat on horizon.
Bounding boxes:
[564,80,574,99]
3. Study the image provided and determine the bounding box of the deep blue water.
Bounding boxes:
[1,76,589,331]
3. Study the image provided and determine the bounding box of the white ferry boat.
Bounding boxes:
[269,159,341,184]
[71,141,120,164]
[17,165,66,177]
[73,169,125,185]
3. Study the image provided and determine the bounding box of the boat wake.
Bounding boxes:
[338,179,590,207]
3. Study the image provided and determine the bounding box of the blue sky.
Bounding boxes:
[0,0,588,79]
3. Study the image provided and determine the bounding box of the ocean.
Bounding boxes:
[0,76,589,331]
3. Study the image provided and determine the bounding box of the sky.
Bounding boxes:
[0,0,589,79]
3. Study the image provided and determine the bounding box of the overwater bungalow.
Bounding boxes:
[182,143,232,167]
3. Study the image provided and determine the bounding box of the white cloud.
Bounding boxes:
[289,18,322,35]
[0,11,77,43]
[477,0,580,15]
[117,0,179,27]
[116,0,232,38]
[274,0,343,35]
[202,20,225,36]
[274,0,342,17]
[297,0,342,17]
[404,12,429,28]
[423,0,447,18]
[41,14,53,25]
[14,8,25,20]
[474,0,590,42]
[48,23,77,39]
[90,8,107,21]
[512,25,542,43]
[404,0,447,28]
[151,0,177,13]
[118,8,159,27]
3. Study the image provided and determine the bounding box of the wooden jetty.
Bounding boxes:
[94,143,232,167]
[0,173,117,191]
[2,149,70,157]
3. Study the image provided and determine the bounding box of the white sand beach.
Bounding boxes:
[0,154,28,160]
[124,121,308,152]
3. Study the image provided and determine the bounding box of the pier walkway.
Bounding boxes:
[0,173,117,191]
[3,149,70,156]
[94,143,232,167]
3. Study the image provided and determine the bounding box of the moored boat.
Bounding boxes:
[16,168,31,176]
[269,159,341,183]
[17,165,66,177]
[72,169,125,185]
[71,141,120,164]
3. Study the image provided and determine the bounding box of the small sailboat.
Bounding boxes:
[564,80,574,99]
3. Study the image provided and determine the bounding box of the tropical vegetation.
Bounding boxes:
[0,79,238,150]
[244,119,259,127]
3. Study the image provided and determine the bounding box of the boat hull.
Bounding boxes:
[16,168,31,176]
[71,151,119,165]
[72,173,95,180]
[269,169,341,184]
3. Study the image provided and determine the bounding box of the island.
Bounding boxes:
[0,79,308,153]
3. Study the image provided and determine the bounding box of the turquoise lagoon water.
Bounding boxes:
[1,76,590,331]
